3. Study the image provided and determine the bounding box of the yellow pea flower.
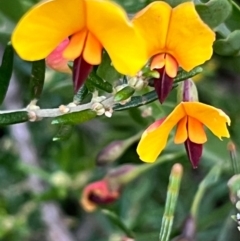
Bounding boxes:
[11,0,146,76]
[132,1,215,102]
[137,102,230,167]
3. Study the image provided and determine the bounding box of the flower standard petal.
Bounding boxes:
[132,2,171,58]
[137,104,185,163]
[86,0,148,76]
[12,0,85,61]
[182,102,230,139]
[166,2,215,71]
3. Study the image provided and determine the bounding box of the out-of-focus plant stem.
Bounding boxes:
[118,152,184,185]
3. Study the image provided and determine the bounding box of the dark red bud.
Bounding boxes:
[80,180,119,212]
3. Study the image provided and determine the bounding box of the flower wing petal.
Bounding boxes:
[132,2,171,59]
[12,0,85,61]
[188,116,207,144]
[137,104,185,162]
[166,2,215,71]
[86,0,148,76]
[174,116,187,144]
[83,32,102,65]
[63,30,87,60]
[46,38,72,73]
[183,102,230,140]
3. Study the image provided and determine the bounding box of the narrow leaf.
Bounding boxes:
[97,51,121,82]
[30,59,45,100]
[114,86,135,102]
[52,109,96,125]
[174,66,203,83]
[0,42,14,105]
[73,84,88,105]
[87,72,113,93]
[101,209,134,238]
[113,90,157,111]
[53,124,73,141]
[0,111,29,125]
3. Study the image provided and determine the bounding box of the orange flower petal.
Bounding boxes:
[150,53,165,70]
[182,102,230,140]
[174,116,187,144]
[63,29,87,60]
[132,1,171,57]
[166,2,215,71]
[137,104,185,163]
[86,0,147,76]
[165,54,178,78]
[83,32,102,65]
[12,0,85,61]
[188,116,207,144]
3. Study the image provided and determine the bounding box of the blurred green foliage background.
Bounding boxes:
[0,0,240,240]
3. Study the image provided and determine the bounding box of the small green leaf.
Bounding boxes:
[114,86,135,102]
[0,111,29,125]
[174,66,203,83]
[225,0,240,31]
[30,59,45,100]
[101,209,134,238]
[97,51,122,82]
[196,0,232,28]
[53,124,73,141]
[214,30,240,56]
[114,90,157,111]
[52,109,96,125]
[0,42,14,105]
[73,84,88,105]
[86,72,113,93]
[85,79,95,92]
[160,0,190,7]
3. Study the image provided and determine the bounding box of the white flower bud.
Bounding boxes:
[92,102,105,116]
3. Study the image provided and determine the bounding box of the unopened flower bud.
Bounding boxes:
[96,133,141,166]
[106,164,137,188]
[228,174,240,204]
[96,140,126,166]
[128,76,147,91]
[91,102,105,116]
[172,215,196,241]
[80,180,120,212]
[50,171,71,188]
[227,141,240,174]
[177,79,198,103]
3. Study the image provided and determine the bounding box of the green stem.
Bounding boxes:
[159,164,183,241]
[190,166,222,219]
[119,152,184,185]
